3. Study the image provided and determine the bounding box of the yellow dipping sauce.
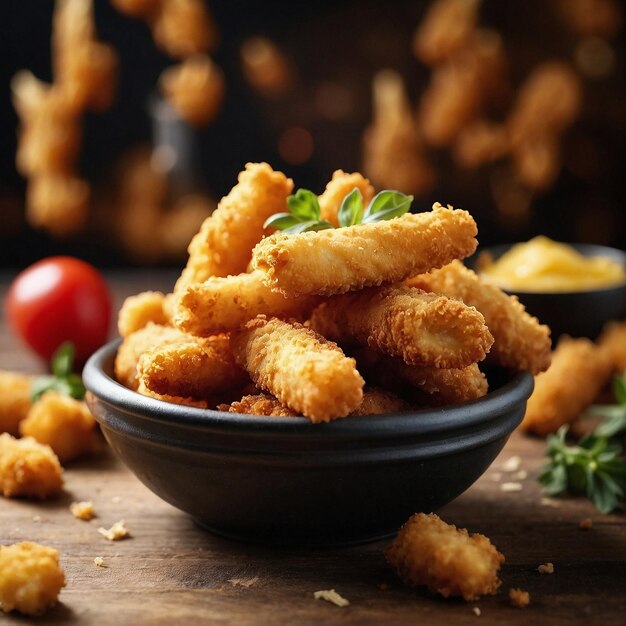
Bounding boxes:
[479,236,626,292]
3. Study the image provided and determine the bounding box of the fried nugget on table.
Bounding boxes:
[114,323,187,390]
[310,285,493,369]
[317,170,375,227]
[174,162,293,294]
[173,271,321,336]
[232,317,364,423]
[117,291,170,338]
[407,260,551,374]
[138,334,248,400]
[0,371,33,436]
[386,512,504,601]
[597,321,626,374]
[252,204,478,297]
[217,393,299,417]
[0,434,63,499]
[20,392,97,463]
[520,337,613,436]
[0,542,65,616]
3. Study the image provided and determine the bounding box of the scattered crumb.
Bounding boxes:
[579,518,593,530]
[472,606,481,616]
[94,557,106,568]
[501,456,522,472]
[540,497,560,508]
[509,588,530,608]
[32,515,41,523]
[491,472,502,482]
[313,589,350,607]
[70,501,95,521]
[98,520,129,541]
[228,577,259,588]
[514,470,528,481]
[111,496,122,504]
[378,583,389,591]
[538,562,554,574]
[501,482,523,492]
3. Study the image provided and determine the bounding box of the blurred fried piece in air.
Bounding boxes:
[552,0,623,40]
[241,37,294,98]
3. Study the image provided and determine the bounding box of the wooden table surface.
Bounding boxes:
[1,272,625,626]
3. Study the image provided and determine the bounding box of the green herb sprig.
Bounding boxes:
[539,425,626,514]
[264,187,414,234]
[31,342,86,402]
[586,373,626,438]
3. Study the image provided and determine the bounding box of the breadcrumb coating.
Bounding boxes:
[174,162,293,294]
[173,271,320,336]
[0,371,33,436]
[0,542,65,616]
[217,393,299,417]
[136,380,209,409]
[509,587,530,608]
[117,291,170,338]
[20,392,97,463]
[317,169,375,227]
[349,388,410,416]
[407,260,551,374]
[138,334,248,399]
[232,316,364,423]
[310,285,493,369]
[70,500,95,520]
[0,434,63,499]
[386,513,504,601]
[114,323,188,390]
[520,337,612,435]
[252,205,478,297]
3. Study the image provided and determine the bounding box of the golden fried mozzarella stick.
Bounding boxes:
[117,291,170,338]
[136,380,209,409]
[310,285,493,369]
[217,393,299,417]
[317,169,375,227]
[138,335,248,400]
[598,321,626,374]
[520,337,613,436]
[231,317,364,423]
[251,204,478,297]
[174,162,293,294]
[407,260,551,374]
[350,388,410,416]
[173,271,321,335]
[114,323,187,390]
[0,371,33,436]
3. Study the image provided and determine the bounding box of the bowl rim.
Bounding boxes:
[470,242,626,296]
[84,339,534,438]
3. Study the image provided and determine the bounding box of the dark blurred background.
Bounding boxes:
[1,0,624,270]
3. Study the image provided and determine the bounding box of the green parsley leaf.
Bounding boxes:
[286,189,321,220]
[338,188,364,228]
[362,190,414,223]
[31,342,85,402]
[613,374,626,405]
[51,342,74,378]
[282,220,334,234]
[263,212,302,231]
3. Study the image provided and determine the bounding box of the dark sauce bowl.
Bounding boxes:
[470,244,626,342]
[84,340,534,547]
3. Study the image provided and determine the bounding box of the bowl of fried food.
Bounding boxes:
[84,163,550,546]
[474,237,626,342]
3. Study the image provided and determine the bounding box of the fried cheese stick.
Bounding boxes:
[350,388,410,416]
[317,169,375,227]
[251,204,478,296]
[309,285,493,369]
[136,380,210,409]
[173,271,321,335]
[174,162,293,294]
[114,323,188,390]
[117,291,170,337]
[138,335,248,400]
[231,316,364,422]
[598,321,626,374]
[520,337,613,436]
[407,260,551,374]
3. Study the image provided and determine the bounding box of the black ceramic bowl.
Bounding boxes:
[471,244,626,342]
[84,340,534,547]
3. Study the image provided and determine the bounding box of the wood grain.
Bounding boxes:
[1,272,625,625]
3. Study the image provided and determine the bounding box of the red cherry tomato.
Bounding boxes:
[5,256,112,366]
